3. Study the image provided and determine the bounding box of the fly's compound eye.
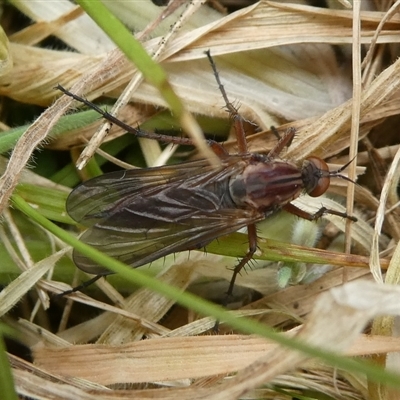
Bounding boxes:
[303,156,330,197]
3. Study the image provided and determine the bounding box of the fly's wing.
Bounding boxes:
[73,206,265,274]
[68,156,266,275]
[67,159,215,227]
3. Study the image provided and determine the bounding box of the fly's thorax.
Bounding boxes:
[229,158,304,210]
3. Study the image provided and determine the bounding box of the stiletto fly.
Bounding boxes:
[59,51,356,297]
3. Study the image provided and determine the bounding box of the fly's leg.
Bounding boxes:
[206,51,260,306]
[205,51,248,154]
[54,274,106,298]
[270,126,281,140]
[57,85,194,146]
[283,203,357,222]
[226,223,258,299]
[213,223,257,331]
[56,85,229,158]
[267,127,296,158]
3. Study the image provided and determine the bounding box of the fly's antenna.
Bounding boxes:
[329,156,358,185]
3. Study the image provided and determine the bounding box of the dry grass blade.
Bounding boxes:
[207,281,400,400]
[33,327,400,386]
[370,146,400,281]
[31,281,400,395]
[0,249,69,317]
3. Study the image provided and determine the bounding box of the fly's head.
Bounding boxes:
[301,156,355,198]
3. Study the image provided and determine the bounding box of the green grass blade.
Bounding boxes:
[10,193,400,390]
[0,325,18,400]
[75,0,217,162]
